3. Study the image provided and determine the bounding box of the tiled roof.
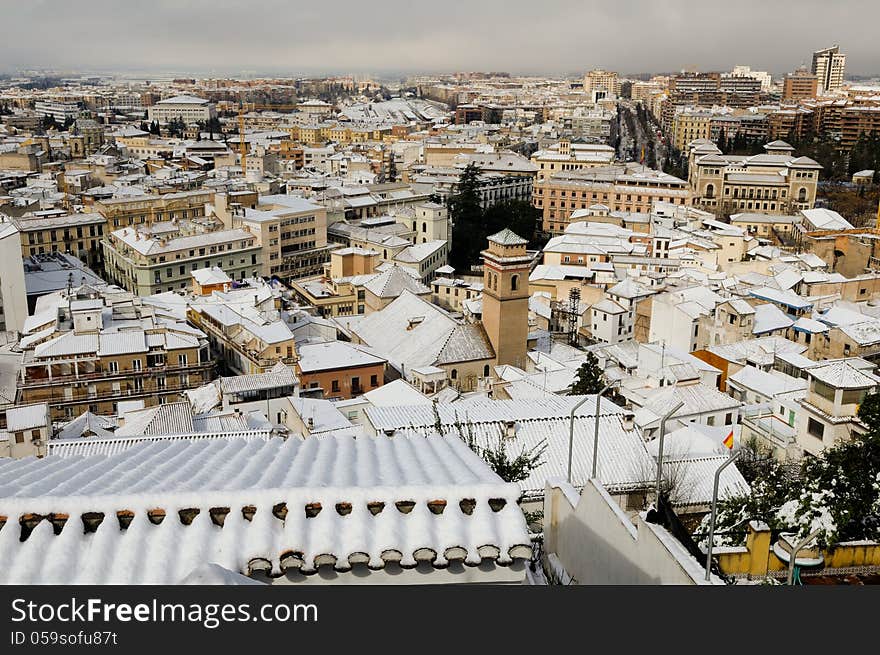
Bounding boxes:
[0,434,530,583]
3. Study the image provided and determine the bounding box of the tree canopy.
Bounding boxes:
[447,164,540,271]
[569,352,606,395]
[705,391,880,549]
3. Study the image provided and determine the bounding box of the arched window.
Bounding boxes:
[705,184,714,199]
[483,364,490,377]
[422,222,427,233]
[511,274,519,291]
[383,249,387,259]
[412,221,417,231]
[798,187,807,202]
[450,369,458,380]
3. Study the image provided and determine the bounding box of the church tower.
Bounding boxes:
[481,229,530,368]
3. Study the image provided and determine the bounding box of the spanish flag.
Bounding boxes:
[722,430,734,450]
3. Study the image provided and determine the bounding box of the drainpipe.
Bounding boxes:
[704,449,742,582]
[654,401,685,503]
[786,528,822,586]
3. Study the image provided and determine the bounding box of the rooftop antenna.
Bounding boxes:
[567,287,580,346]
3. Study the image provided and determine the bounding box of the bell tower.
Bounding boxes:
[481,229,530,368]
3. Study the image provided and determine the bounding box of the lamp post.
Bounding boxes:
[654,401,685,503]
[567,379,619,485]
[591,379,621,480]
[704,449,742,582]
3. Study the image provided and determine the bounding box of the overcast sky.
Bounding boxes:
[4,0,878,77]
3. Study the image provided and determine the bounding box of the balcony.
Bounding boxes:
[20,361,215,388]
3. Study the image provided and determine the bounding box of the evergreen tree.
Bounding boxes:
[569,352,605,395]
[447,163,485,271]
[716,128,727,153]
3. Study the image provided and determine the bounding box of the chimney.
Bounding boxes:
[622,414,635,431]
[503,420,516,439]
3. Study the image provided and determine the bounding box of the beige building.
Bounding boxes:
[14,211,106,270]
[16,285,212,420]
[687,140,821,216]
[481,229,530,368]
[94,190,213,231]
[583,69,620,102]
[102,219,263,296]
[671,109,715,151]
[225,194,332,283]
[533,164,692,235]
[147,95,217,124]
[811,45,847,94]
[531,140,616,181]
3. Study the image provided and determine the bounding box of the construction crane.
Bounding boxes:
[236,100,301,177]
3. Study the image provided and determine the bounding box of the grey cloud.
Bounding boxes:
[2,0,878,76]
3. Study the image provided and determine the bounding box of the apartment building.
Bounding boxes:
[13,211,106,270]
[102,219,263,296]
[229,194,332,283]
[671,109,715,151]
[583,69,620,102]
[533,164,692,235]
[16,285,213,421]
[687,140,821,215]
[531,140,616,180]
[33,100,81,122]
[783,69,819,101]
[811,45,847,94]
[93,190,213,230]
[185,279,298,375]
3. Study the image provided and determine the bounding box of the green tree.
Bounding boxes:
[482,199,540,245]
[569,352,605,395]
[447,163,485,271]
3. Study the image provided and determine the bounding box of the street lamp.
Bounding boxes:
[786,528,822,586]
[654,400,685,503]
[591,379,621,480]
[704,449,742,582]
[567,379,620,485]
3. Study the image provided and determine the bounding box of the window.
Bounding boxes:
[108,361,119,373]
[178,354,188,366]
[450,369,458,380]
[483,365,490,377]
[724,413,733,425]
[15,432,24,444]
[807,417,825,439]
[132,359,142,372]
[707,416,715,426]
[331,379,340,393]
[370,374,378,387]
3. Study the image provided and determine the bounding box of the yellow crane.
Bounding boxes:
[236,100,300,176]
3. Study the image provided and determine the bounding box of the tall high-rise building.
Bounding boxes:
[583,69,619,102]
[811,45,847,93]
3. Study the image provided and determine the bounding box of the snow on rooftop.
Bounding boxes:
[0,434,530,583]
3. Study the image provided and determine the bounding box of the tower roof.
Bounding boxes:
[487,228,527,246]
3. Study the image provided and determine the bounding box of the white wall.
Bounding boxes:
[0,225,28,333]
[543,479,723,585]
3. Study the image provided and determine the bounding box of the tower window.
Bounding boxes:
[511,274,519,291]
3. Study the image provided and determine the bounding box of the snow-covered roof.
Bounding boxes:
[5,404,48,432]
[800,208,854,231]
[727,365,808,398]
[807,360,880,389]
[0,434,530,583]
[753,303,795,335]
[296,341,386,373]
[394,413,652,497]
